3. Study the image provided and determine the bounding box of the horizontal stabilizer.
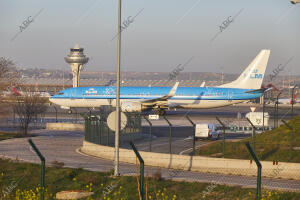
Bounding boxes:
[245,87,272,94]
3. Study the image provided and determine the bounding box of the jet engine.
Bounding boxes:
[121,102,143,112]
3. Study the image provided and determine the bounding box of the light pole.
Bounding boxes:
[114,0,122,177]
[291,85,298,119]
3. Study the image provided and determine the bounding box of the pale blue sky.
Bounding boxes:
[1,0,299,75]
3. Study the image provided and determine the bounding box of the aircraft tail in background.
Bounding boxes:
[292,90,298,104]
[218,49,271,89]
[12,87,22,96]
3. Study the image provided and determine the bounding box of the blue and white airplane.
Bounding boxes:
[50,50,270,115]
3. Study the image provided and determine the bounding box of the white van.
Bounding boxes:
[195,124,220,140]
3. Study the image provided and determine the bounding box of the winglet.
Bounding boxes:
[167,82,179,97]
[141,82,179,104]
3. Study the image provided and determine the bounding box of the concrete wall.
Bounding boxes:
[81,141,300,180]
[46,123,84,131]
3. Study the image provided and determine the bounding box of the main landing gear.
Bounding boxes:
[154,109,166,116]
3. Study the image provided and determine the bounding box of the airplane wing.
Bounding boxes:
[142,82,179,105]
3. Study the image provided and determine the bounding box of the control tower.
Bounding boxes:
[64,44,89,87]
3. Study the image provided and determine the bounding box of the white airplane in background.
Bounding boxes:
[278,90,299,104]
[50,50,271,115]
[2,87,50,98]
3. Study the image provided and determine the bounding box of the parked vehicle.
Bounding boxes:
[195,123,220,140]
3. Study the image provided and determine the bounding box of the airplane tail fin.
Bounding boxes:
[291,90,298,104]
[12,87,21,96]
[218,49,270,89]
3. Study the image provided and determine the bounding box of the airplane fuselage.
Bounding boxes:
[50,86,262,109]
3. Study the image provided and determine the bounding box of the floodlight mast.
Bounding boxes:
[114,0,122,177]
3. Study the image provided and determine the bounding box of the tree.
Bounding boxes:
[0,57,19,118]
[12,93,48,135]
[0,57,18,95]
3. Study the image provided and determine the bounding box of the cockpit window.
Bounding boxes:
[58,92,64,95]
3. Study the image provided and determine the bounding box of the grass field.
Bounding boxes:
[0,159,299,200]
[195,115,300,163]
[0,131,22,141]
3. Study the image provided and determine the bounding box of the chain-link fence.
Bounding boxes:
[0,136,300,200]
[1,104,300,199]
[84,107,142,146]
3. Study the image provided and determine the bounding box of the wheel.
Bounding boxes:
[154,109,165,115]
[159,109,166,116]
[68,109,72,114]
[154,109,160,115]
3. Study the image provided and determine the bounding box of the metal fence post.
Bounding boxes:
[13,109,16,127]
[97,118,101,145]
[245,142,261,200]
[216,117,226,158]
[87,117,91,142]
[138,113,142,132]
[262,93,265,132]
[107,126,110,146]
[143,116,153,152]
[273,100,276,129]
[28,139,45,200]
[130,141,144,200]
[291,85,298,118]
[53,106,58,123]
[163,116,172,154]
[186,115,196,155]
[282,120,293,161]
[246,117,257,152]
[84,116,88,141]
[275,92,281,128]
[129,113,134,133]
[74,108,78,124]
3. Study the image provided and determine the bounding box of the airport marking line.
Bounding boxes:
[179,140,217,155]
